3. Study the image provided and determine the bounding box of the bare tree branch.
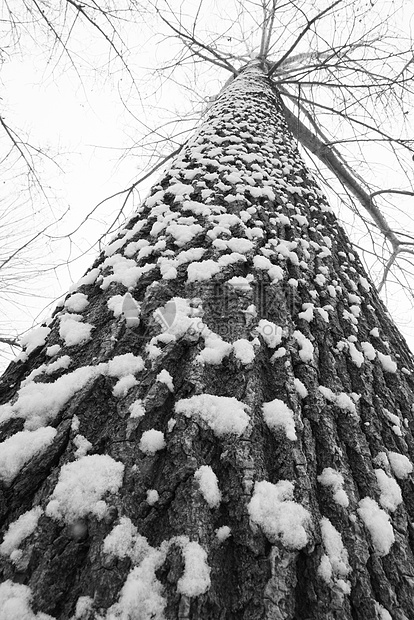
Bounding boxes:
[281,99,401,247]
[268,0,344,77]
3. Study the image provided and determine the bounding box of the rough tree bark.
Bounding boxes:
[1,61,414,620]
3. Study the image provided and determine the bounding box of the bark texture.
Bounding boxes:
[1,61,414,620]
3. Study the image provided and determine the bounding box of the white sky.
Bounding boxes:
[1,0,414,368]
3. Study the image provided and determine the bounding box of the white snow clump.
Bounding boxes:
[194,465,221,508]
[357,497,394,556]
[248,480,310,549]
[139,430,166,455]
[262,398,297,441]
[46,454,124,523]
[175,394,250,437]
[0,427,57,484]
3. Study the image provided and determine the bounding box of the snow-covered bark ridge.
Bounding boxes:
[0,62,414,619]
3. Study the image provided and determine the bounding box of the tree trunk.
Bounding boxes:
[1,61,414,620]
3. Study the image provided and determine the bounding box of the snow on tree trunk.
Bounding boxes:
[1,60,414,620]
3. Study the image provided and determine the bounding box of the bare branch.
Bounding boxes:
[0,337,21,348]
[52,145,183,241]
[280,99,400,249]
[370,189,414,201]
[268,0,344,77]
[155,4,238,75]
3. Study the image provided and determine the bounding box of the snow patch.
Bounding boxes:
[196,333,232,365]
[357,497,394,556]
[256,319,282,348]
[318,517,351,594]
[74,596,94,619]
[22,355,72,386]
[248,480,311,549]
[59,314,94,347]
[146,344,162,360]
[253,255,284,282]
[361,341,376,360]
[375,469,402,512]
[107,353,145,378]
[103,516,147,561]
[100,255,148,290]
[139,430,166,455]
[377,352,397,373]
[359,276,370,292]
[69,267,100,292]
[0,507,42,560]
[112,375,138,397]
[73,434,93,459]
[226,276,252,291]
[233,339,255,364]
[293,330,314,362]
[107,294,126,318]
[374,602,392,620]
[105,547,166,620]
[318,387,357,416]
[187,260,221,282]
[348,342,364,367]
[263,399,297,441]
[177,540,211,597]
[46,454,124,523]
[0,580,55,620]
[317,468,349,507]
[64,293,89,313]
[166,223,203,247]
[175,394,250,437]
[270,347,287,362]
[146,490,159,505]
[387,451,413,479]
[298,303,314,322]
[194,465,221,508]
[293,378,308,398]
[103,519,211,613]
[20,326,51,355]
[156,369,174,392]
[215,525,231,542]
[105,517,155,568]
[0,427,57,484]
[129,400,145,419]
[46,344,61,357]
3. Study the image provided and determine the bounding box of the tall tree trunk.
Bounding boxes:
[1,61,414,620]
